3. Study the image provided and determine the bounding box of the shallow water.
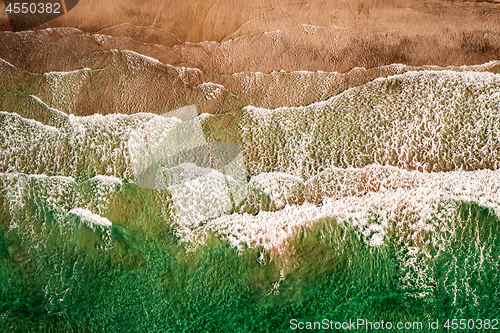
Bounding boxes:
[1,67,500,332]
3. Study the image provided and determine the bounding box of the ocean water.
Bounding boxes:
[1,67,500,332]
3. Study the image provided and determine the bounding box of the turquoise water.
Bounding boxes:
[1,69,500,332]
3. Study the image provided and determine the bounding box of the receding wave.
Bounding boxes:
[241,70,500,177]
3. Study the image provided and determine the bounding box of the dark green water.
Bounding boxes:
[1,174,500,332]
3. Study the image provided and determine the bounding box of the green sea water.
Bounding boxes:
[1,68,500,332]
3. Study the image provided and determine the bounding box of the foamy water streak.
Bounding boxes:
[43,68,91,114]
[204,166,500,252]
[163,163,234,226]
[241,70,500,177]
[0,110,162,178]
[243,172,305,213]
[0,172,122,226]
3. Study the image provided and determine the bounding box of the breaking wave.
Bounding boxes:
[1,64,500,329]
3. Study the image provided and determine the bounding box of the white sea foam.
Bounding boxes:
[0,172,123,219]
[0,109,166,178]
[197,82,225,100]
[244,172,305,212]
[43,68,90,114]
[166,163,234,226]
[196,167,500,255]
[69,208,112,227]
[240,70,500,177]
